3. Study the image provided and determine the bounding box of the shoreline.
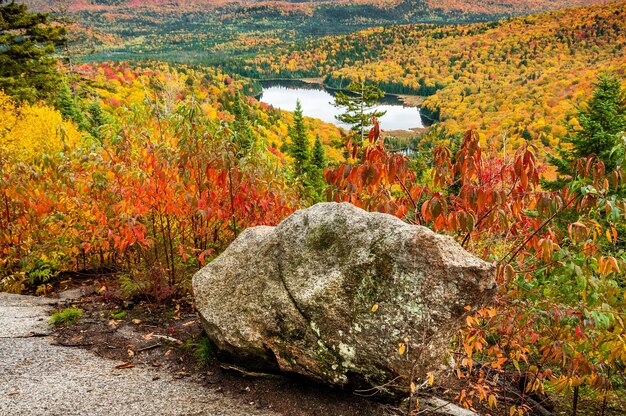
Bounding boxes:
[254,77,428,107]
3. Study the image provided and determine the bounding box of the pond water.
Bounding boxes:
[258,80,425,131]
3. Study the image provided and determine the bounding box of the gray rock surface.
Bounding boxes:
[0,294,58,338]
[193,202,496,392]
[0,293,277,416]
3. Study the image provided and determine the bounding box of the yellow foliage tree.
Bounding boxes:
[0,92,81,160]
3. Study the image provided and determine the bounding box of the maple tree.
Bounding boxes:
[324,112,626,413]
[241,1,626,162]
[0,62,345,298]
[0,91,81,159]
[2,2,626,412]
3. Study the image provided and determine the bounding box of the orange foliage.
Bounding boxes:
[0,63,311,299]
[246,1,626,156]
[326,120,626,413]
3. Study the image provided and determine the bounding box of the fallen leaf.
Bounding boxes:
[398,343,406,355]
[115,362,135,369]
[371,304,378,313]
[132,319,141,325]
[427,371,435,385]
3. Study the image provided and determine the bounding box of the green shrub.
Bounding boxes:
[50,308,83,326]
[182,335,215,366]
[25,256,60,287]
[193,336,215,366]
[109,310,127,320]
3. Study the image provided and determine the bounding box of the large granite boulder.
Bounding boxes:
[193,202,496,391]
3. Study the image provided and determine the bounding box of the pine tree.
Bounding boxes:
[86,102,106,141]
[550,75,626,179]
[0,0,66,103]
[56,82,86,129]
[289,100,309,176]
[306,134,327,201]
[232,91,254,157]
[333,77,386,144]
[311,134,326,170]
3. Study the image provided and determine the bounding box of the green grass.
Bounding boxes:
[50,308,83,326]
[193,336,215,366]
[182,335,215,366]
[109,310,127,320]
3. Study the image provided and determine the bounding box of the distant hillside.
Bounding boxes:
[422,0,610,15]
[27,0,609,14]
[233,1,626,155]
[24,0,611,64]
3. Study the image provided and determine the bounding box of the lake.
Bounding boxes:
[258,80,426,131]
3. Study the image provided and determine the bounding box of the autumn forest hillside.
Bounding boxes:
[234,1,626,159]
[27,0,610,64]
[3,0,626,415]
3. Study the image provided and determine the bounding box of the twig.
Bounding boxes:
[499,194,579,265]
[153,334,181,344]
[53,341,93,347]
[219,364,282,379]
[353,376,404,397]
[136,343,161,353]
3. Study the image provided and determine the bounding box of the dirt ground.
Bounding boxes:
[49,277,397,416]
[44,275,626,416]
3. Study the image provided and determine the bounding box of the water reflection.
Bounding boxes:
[258,80,424,131]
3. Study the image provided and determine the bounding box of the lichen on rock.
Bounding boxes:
[193,202,496,392]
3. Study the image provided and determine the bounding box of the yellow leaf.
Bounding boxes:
[398,343,406,355]
[371,304,379,313]
[427,371,434,386]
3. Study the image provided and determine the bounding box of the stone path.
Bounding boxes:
[0,293,277,416]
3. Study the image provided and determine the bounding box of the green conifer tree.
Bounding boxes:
[231,91,254,157]
[550,75,626,182]
[87,102,106,141]
[311,134,326,170]
[0,0,66,103]
[56,82,86,129]
[289,100,309,176]
[333,77,386,144]
[306,134,327,201]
